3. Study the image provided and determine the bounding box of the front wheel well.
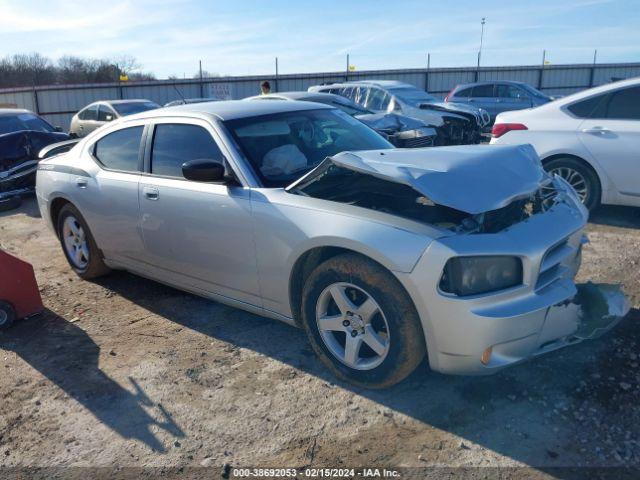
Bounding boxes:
[288,247,410,328]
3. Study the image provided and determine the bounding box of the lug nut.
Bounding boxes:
[342,320,350,327]
[350,330,358,337]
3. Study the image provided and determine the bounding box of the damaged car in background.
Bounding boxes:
[0,109,70,211]
[246,91,438,147]
[36,101,629,388]
[309,80,491,145]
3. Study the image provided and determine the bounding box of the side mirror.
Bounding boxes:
[54,126,63,132]
[182,159,225,182]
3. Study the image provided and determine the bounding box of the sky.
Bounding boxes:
[0,0,638,79]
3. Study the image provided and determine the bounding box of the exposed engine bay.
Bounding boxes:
[292,162,559,234]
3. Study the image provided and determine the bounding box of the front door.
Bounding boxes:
[578,85,640,200]
[138,120,261,306]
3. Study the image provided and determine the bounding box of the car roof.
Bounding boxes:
[455,80,527,89]
[103,99,155,105]
[253,91,353,103]
[552,76,640,105]
[316,80,414,89]
[0,108,33,117]
[128,99,333,122]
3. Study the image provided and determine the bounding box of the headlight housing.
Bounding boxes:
[440,256,523,297]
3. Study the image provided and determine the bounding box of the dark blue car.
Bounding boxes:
[445,81,552,123]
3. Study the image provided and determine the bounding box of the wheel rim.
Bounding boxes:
[549,166,588,203]
[315,282,390,371]
[62,216,89,269]
[0,310,7,326]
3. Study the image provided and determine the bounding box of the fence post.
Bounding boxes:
[275,57,279,93]
[32,87,40,114]
[588,49,597,88]
[345,54,349,82]
[199,60,204,97]
[538,50,546,90]
[425,53,430,92]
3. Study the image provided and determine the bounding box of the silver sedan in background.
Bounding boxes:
[36,101,627,388]
[69,99,159,137]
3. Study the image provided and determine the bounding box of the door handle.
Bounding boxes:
[582,126,611,135]
[143,186,159,200]
[75,177,88,188]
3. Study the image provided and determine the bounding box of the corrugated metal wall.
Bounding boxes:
[2,62,639,129]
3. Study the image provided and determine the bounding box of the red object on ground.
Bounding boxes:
[0,249,43,319]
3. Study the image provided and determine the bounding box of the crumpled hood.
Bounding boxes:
[326,144,545,215]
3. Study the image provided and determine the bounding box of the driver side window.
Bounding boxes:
[150,124,225,178]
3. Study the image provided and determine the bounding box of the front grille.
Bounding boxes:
[535,239,577,291]
[397,136,434,148]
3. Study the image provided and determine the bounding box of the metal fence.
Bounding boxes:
[1,61,639,129]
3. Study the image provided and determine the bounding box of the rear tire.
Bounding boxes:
[0,301,16,331]
[544,157,601,211]
[57,204,111,279]
[301,253,426,389]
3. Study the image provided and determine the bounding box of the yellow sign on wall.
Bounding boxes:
[119,74,129,82]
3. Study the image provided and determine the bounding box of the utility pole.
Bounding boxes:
[275,57,279,92]
[477,17,486,69]
[425,53,431,92]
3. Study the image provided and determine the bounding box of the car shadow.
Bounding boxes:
[88,271,639,470]
[1,307,185,453]
[0,194,41,219]
[589,205,640,229]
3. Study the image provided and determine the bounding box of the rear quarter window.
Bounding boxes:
[93,126,143,172]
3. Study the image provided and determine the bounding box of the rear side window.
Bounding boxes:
[606,87,640,120]
[454,87,472,98]
[151,124,224,178]
[79,105,97,121]
[567,93,608,118]
[93,126,143,172]
[471,85,495,97]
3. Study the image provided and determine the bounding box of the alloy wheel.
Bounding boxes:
[315,282,390,370]
[62,216,89,269]
[549,166,588,202]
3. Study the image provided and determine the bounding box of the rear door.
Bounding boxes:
[138,118,261,305]
[81,124,146,262]
[577,85,640,200]
[77,105,100,137]
[468,84,498,117]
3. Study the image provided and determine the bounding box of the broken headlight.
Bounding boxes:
[440,256,523,296]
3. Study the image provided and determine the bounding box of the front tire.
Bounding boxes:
[0,301,16,331]
[301,253,426,389]
[57,204,111,279]
[544,157,601,211]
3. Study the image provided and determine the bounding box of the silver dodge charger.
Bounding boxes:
[35,100,627,388]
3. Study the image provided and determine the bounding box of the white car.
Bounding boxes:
[490,77,640,210]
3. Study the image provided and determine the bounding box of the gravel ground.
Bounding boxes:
[1,197,639,479]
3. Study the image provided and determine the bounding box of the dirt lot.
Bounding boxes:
[1,197,640,478]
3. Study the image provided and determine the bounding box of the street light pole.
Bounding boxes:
[477,17,486,69]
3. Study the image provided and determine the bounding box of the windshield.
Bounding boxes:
[0,113,55,135]
[112,101,160,116]
[389,87,437,107]
[224,108,393,187]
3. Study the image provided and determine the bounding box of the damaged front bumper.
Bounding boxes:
[397,184,630,375]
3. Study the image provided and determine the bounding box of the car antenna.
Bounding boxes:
[172,84,186,104]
